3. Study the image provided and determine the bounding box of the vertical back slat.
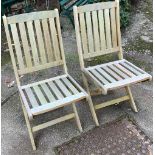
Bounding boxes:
[10,24,25,69]
[49,18,61,61]
[86,11,94,53]
[98,10,106,51]
[34,20,47,64]
[27,21,40,66]
[42,19,55,62]
[19,22,32,68]
[104,9,112,49]
[55,9,68,73]
[92,11,100,52]
[79,13,89,54]
[116,0,123,59]
[110,8,117,47]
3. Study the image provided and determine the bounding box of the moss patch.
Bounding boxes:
[85,53,117,67]
[124,37,153,55]
[1,52,11,66]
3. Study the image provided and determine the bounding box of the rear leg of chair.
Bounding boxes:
[125,86,138,112]
[82,74,99,126]
[72,103,83,132]
[21,102,36,150]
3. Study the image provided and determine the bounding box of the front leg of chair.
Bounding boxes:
[20,98,36,150]
[125,86,138,112]
[72,103,83,132]
[82,74,99,126]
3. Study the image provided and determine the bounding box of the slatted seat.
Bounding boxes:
[84,59,151,94]
[20,74,87,116]
[73,0,152,126]
[3,9,88,150]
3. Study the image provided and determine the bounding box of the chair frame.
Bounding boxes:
[3,9,88,150]
[73,0,151,126]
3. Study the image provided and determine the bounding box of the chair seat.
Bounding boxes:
[20,74,87,116]
[84,59,152,94]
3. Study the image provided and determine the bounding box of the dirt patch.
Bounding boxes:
[55,117,152,155]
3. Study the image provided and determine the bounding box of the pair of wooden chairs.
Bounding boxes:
[3,0,152,150]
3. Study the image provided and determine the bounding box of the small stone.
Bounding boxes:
[140,36,152,43]
[132,147,136,150]
[142,150,146,153]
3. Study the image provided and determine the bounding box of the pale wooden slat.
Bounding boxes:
[114,63,136,77]
[3,16,20,86]
[7,10,57,24]
[95,95,130,110]
[104,9,112,49]
[48,81,64,99]
[83,47,119,59]
[115,0,123,59]
[108,64,130,79]
[31,92,86,115]
[19,87,33,119]
[10,24,25,69]
[34,20,47,64]
[55,9,68,73]
[84,69,108,94]
[79,13,89,54]
[102,66,123,81]
[86,11,94,53]
[120,62,142,76]
[33,85,47,105]
[21,74,67,89]
[77,2,117,13]
[32,113,75,132]
[27,21,40,66]
[40,83,56,102]
[55,79,72,97]
[110,7,117,47]
[18,60,63,75]
[106,74,151,90]
[124,60,146,74]
[18,22,32,68]
[25,87,39,108]
[67,74,88,96]
[49,18,61,61]
[89,69,109,85]
[62,77,79,94]
[73,6,85,69]
[98,10,106,50]
[86,59,125,70]
[42,18,54,62]
[96,67,116,82]
[92,11,100,52]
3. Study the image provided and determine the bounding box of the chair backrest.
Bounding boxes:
[3,9,67,86]
[73,0,123,69]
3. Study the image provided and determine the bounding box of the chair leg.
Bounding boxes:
[82,74,99,126]
[72,103,83,132]
[21,101,36,150]
[125,86,138,112]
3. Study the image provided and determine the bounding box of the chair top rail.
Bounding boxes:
[7,10,57,24]
[77,1,117,13]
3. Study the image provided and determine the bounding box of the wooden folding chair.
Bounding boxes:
[3,10,88,150]
[73,0,152,126]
